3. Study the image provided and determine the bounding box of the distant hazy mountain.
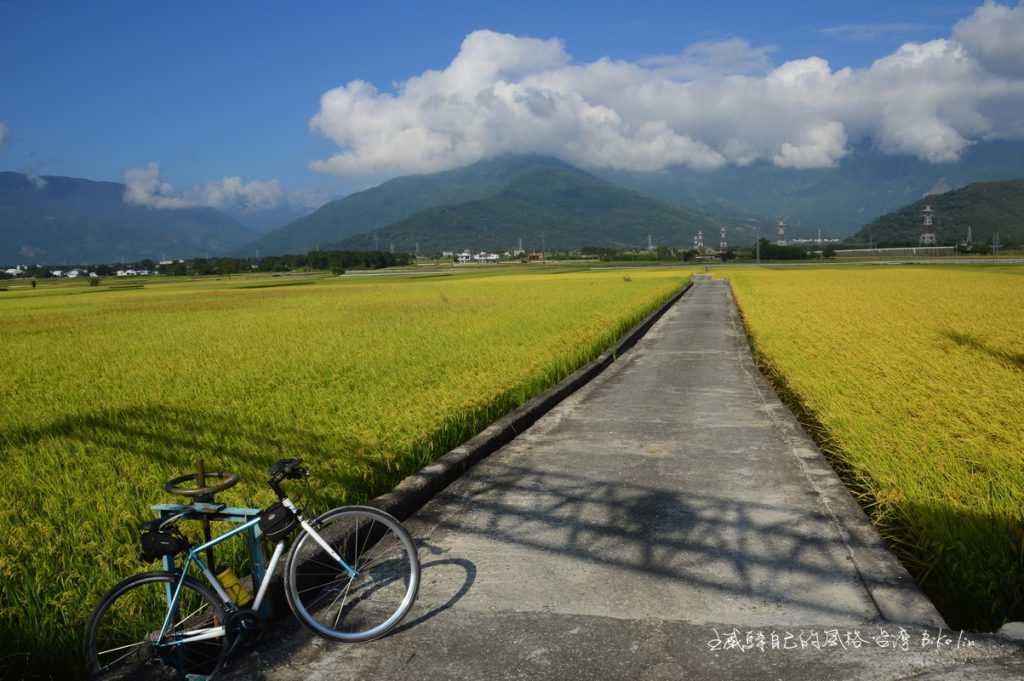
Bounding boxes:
[245,155,619,255]
[332,163,728,253]
[0,172,254,265]
[601,141,1024,237]
[848,179,1024,246]
[225,204,315,235]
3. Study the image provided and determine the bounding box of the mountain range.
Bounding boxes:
[602,141,1024,236]
[0,172,256,264]
[331,160,726,253]
[244,155,591,255]
[4,142,1024,264]
[259,143,1024,255]
[849,180,1024,247]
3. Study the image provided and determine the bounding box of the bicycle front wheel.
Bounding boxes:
[83,571,228,680]
[284,505,419,642]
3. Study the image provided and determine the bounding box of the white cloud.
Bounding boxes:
[124,162,195,209]
[954,0,1024,76]
[0,122,8,147]
[773,121,849,169]
[200,176,284,211]
[123,162,302,212]
[309,3,1024,177]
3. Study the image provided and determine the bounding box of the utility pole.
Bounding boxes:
[756,224,761,264]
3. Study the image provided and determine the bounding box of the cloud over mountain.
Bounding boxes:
[309,1,1024,177]
[124,162,195,209]
[123,162,316,212]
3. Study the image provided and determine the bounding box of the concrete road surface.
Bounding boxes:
[226,277,1021,681]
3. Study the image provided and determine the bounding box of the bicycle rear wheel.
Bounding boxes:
[83,571,228,680]
[284,505,419,642]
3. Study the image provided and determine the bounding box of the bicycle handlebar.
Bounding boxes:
[268,458,307,499]
[270,458,307,481]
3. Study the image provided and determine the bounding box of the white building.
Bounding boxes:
[472,251,499,263]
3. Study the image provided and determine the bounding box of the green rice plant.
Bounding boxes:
[0,266,689,678]
[725,265,1024,630]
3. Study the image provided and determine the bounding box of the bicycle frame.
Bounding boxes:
[156,497,358,647]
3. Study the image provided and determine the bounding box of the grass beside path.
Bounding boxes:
[724,265,1024,631]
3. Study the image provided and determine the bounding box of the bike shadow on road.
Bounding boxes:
[224,542,477,679]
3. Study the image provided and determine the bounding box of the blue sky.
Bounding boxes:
[0,0,1006,203]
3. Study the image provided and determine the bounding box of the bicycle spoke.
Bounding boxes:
[99,647,145,672]
[301,575,353,611]
[356,519,375,564]
[296,573,348,596]
[333,576,356,629]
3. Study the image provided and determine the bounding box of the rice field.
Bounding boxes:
[0,266,689,677]
[725,265,1024,630]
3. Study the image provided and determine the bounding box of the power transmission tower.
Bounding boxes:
[920,205,937,246]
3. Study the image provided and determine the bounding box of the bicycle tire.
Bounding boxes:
[284,505,419,642]
[83,571,229,680]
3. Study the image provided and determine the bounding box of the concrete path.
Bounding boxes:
[229,278,1020,680]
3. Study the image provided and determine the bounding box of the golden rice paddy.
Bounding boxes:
[726,264,1024,630]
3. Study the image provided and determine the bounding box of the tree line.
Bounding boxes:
[2,250,412,278]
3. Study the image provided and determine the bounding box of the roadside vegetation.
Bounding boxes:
[726,265,1024,630]
[0,266,688,676]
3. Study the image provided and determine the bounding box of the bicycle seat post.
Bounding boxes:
[196,458,216,571]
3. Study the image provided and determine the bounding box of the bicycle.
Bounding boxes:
[83,458,420,680]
